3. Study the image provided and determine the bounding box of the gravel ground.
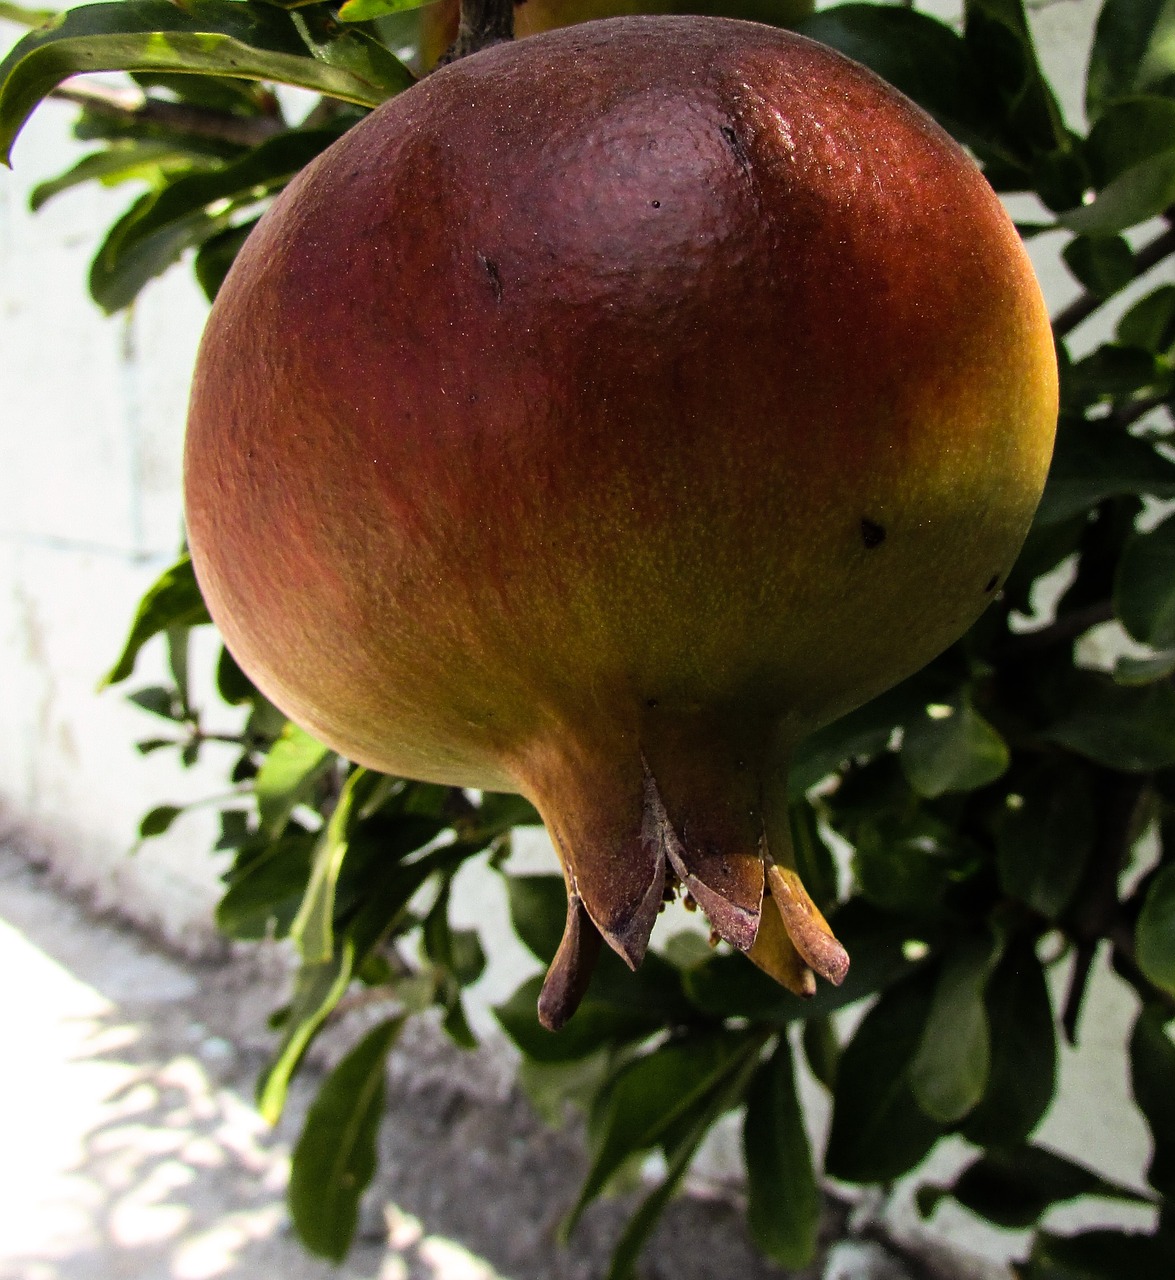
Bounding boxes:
[0,843,962,1280]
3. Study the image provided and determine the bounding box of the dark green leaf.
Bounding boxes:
[568,1030,757,1238]
[994,761,1095,919]
[257,940,353,1124]
[214,809,251,851]
[787,799,838,914]
[127,685,182,720]
[1045,676,1175,770]
[1062,234,1136,298]
[138,803,182,839]
[935,1145,1154,1232]
[1116,514,1175,649]
[801,1016,839,1091]
[909,932,1000,1124]
[851,810,959,916]
[194,218,256,300]
[962,940,1057,1146]
[1027,1229,1175,1279]
[102,554,209,686]
[1119,284,1175,354]
[901,693,1009,798]
[603,1044,761,1280]
[1131,1007,1175,1197]
[825,966,942,1183]
[1063,345,1167,410]
[1087,0,1175,117]
[1115,650,1175,685]
[1034,423,1175,526]
[254,721,331,839]
[288,1016,404,1261]
[1137,869,1175,997]
[0,0,413,163]
[1086,97,1175,188]
[29,142,200,210]
[744,1038,819,1269]
[1061,149,1175,235]
[216,644,254,704]
[215,830,316,940]
[504,874,567,964]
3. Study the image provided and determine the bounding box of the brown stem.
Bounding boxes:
[50,82,284,149]
[1054,222,1175,341]
[439,0,514,64]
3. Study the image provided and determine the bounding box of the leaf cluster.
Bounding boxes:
[9,0,1175,1276]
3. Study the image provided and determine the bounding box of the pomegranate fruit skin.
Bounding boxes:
[184,16,1057,1015]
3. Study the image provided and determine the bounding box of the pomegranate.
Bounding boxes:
[184,17,1058,1029]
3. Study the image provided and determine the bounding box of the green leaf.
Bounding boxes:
[932,1145,1154,1232]
[1034,423,1175,526]
[215,830,316,940]
[288,1015,404,1262]
[1137,868,1175,996]
[503,873,566,964]
[194,218,256,300]
[566,1031,756,1236]
[994,761,1095,919]
[1087,0,1175,117]
[337,0,428,22]
[901,693,1009,799]
[1119,284,1175,354]
[909,932,1000,1125]
[291,768,379,964]
[1027,1229,1175,1279]
[1062,234,1136,298]
[138,803,182,839]
[89,127,336,311]
[961,940,1057,1146]
[1045,676,1175,771]
[0,2,58,25]
[743,1038,819,1270]
[1116,514,1175,650]
[1115,650,1175,685]
[1085,97,1175,187]
[29,142,199,210]
[1060,148,1175,235]
[788,798,838,914]
[1131,1007,1175,1197]
[801,1016,839,1091]
[603,1044,761,1280]
[257,939,354,1124]
[254,722,332,839]
[825,966,942,1183]
[0,0,413,164]
[102,554,209,686]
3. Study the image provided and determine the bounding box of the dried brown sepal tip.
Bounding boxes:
[538,894,603,1032]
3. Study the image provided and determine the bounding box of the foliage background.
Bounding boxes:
[4,0,1175,1277]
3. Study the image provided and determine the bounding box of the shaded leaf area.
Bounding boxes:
[102,554,209,686]
[0,0,413,162]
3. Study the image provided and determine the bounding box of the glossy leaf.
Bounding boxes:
[744,1038,819,1269]
[288,1016,404,1261]
[1119,284,1175,354]
[215,830,317,940]
[994,761,1095,919]
[504,873,566,964]
[901,693,1009,798]
[1085,97,1175,187]
[909,932,1000,1125]
[0,0,412,162]
[193,218,256,300]
[1116,514,1175,650]
[29,142,199,210]
[254,722,332,839]
[1130,1008,1175,1198]
[1061,148,1175,235]
[1087,0,1175,117]
[825,967,942,1183]
[1062,234,1136,298]
[1137,869,1175,997]
[102,554,209,686]
[962,940,1057,1147]
[1035,423,1175,526]
[337,0,426,19]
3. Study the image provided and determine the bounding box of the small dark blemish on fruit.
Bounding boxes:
[861,518,886,549]
[985,574,1000,593]
[651,200,661,208]
[477,252,503,303]
[720,124,751,173]
[645,697,659,710]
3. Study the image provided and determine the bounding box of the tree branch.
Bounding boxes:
[1054,222,1175,342]
[439,0,514,64]
[50,81,284,150]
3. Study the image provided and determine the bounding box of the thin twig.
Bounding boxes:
[50,81,284,149]
[439,0,514,64]
[1054,223,1175,341]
